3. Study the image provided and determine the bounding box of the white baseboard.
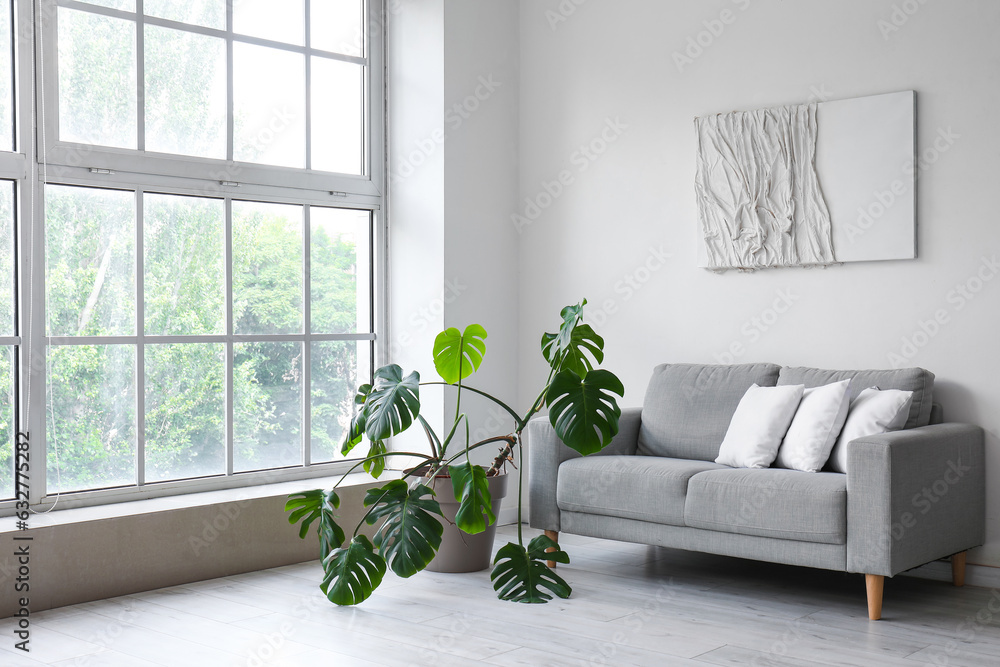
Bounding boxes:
[497,505,520,526]
[900,560,1000,589]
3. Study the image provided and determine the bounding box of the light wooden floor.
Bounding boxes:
[3,525,999,666]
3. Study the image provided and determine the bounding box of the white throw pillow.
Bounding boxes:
[774,380,852,472]
[827,387,913,473]
[716,384,805,469]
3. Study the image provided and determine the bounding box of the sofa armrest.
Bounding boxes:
[527,407,642,532]
[847,423,985,577]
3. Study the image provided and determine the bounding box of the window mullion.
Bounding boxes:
[225,0,233,163]
[302,204,310,466]
[135,0,144,152]
[224,196,233,476]
[135,188,144,486]
[304,0,311,172]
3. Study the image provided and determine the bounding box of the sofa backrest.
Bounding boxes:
[637,363,780,461]
[776,366,934,430]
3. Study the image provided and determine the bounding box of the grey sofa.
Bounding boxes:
[528,363,985,619]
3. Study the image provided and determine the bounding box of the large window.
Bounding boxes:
[2,0,384,509]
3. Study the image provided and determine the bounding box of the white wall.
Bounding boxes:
[443,0,521,471]
[516,0,1000,567]
[388,1,521,513]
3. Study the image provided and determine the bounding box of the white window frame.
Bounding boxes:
[0,0,387,513]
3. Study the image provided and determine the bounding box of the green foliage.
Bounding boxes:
[341,383,373,455]
[44,188,363,492]
[491,535,572,603]
[433,324,487,384]
[449,461,495,535]
[292,300,626,608]
[365,480,443,579]
[541,323,604,377]
[362,365,420,442]
[361,439,387,479]
[546,369,625,456]
[321,535,387,606]
[285,489,345,559]
[232,203,303,335]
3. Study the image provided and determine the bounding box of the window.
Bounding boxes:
[0,0,19,502]
[3,0,385,509]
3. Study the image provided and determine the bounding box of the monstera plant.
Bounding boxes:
[285,300,624,605]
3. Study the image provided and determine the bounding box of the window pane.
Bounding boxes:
[0,181,13,336]
[233,43,305,168]
[311,207,369,333]
[58,8,137,148]
[46,185,135,337]
[145,25,226,159]
[232,201,303,335]
[234,341,302,472]
[144,0,225,30]
[311,0,363,57]
[0,1,13,152]
[311,57,363,174]
[0,347,13,499]
[312,340,365,463]
[145,343,225,482]
[47,345,136,493]
[144,194,225,335]
[234,0,304,45]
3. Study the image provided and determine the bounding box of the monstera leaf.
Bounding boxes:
[364,365,420,441]
[540,301,588,372]
[362,439,387,479]
[433,324,488,384]
[365,480,444,578]
[285,489,345,559]
[320,535,387,606]
[341,383,373,455]
[449,462,494,535]
[491,534,571,603]
[541,323,604,377]
[546,369,625,456]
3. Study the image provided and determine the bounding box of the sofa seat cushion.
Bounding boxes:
[556,456,728,526]
[637,363,781,461]
[684,468,847,545]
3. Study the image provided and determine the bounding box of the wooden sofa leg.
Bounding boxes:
[952,551,967,587]
[865,574,884,620]
[544,530,558,568]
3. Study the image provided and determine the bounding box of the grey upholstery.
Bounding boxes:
[527,362,984,589]
[556,456,727,526]
[527,407,641,532]
[777,366,934,430]
[685,468,847,544]
[846,423,985,576]
[930,402,944,425]
[637,363,780,460]
[560,511,847,572]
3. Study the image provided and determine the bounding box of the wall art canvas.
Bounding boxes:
[695,91,915,270]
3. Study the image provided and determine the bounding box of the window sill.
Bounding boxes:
[0,470,394,534]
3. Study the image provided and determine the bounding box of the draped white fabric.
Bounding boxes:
[696,104,835,270]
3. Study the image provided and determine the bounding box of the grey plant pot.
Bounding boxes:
[425,471,510,573]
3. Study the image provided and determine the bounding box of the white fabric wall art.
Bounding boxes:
[695,91,916,271]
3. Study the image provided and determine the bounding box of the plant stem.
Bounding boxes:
[486,438,515,477]
[330,450,435,490]
[421,382,521,424]
[516,433,524,547]
[417,415,440,460]
[442,435,516,467]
